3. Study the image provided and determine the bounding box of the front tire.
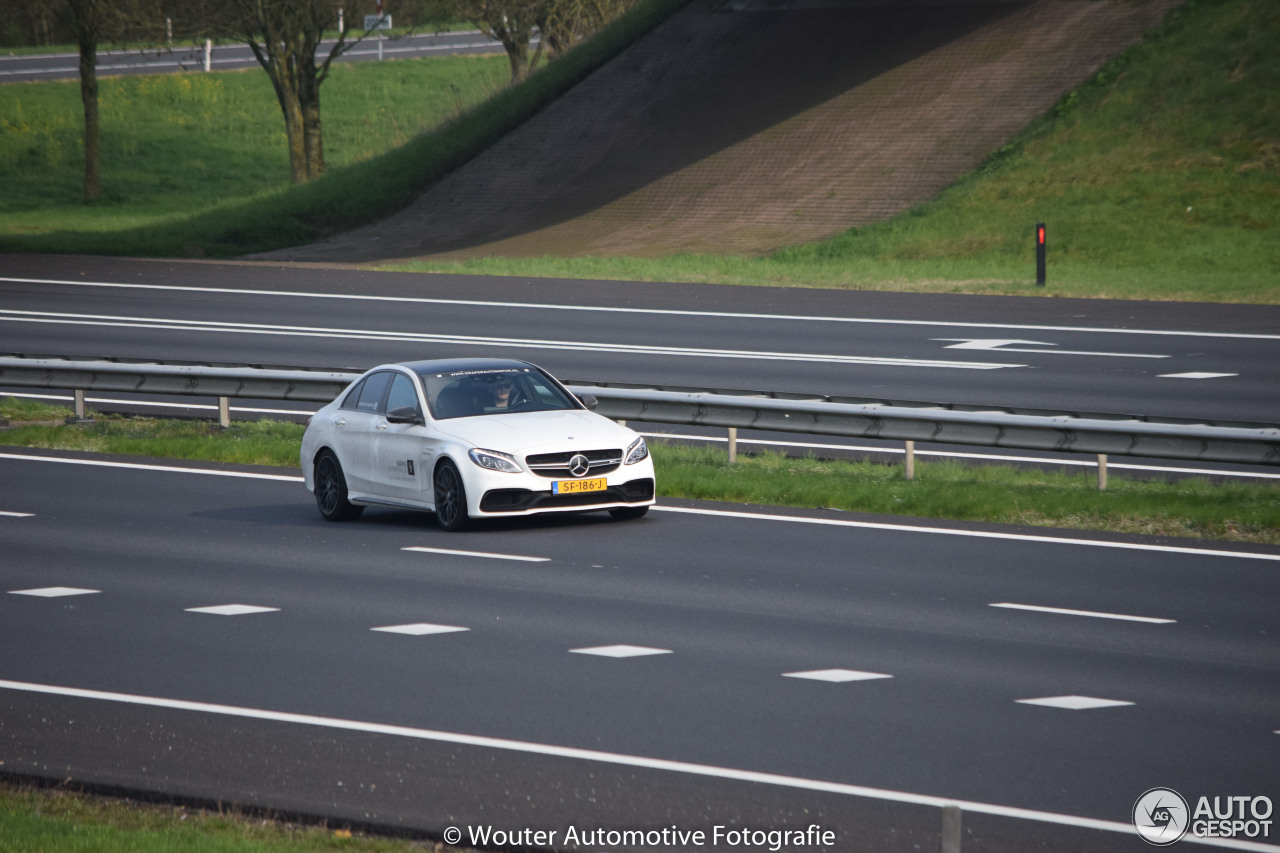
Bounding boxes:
[609,505,649,521]
[314,451,363,522]
[433,460,471,531]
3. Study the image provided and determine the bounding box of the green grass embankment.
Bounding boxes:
[397,0,1280,301]
[0,0,689,259]
[0,0,1275,301]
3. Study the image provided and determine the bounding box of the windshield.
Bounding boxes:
[420,366,581,420]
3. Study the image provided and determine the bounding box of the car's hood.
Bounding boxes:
[433,409,636,455]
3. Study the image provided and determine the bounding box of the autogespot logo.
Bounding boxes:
[1134,788,1191,846]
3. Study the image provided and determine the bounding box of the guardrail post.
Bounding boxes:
[940,805,962,853]
[905,440,916,480]
[1097,453,1108,492]
[218,397,231,429]
[74,389,87,421]
[727,427,738,464]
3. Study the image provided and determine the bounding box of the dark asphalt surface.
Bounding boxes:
[2,255,1278,850]
[2,448,1277,851]
[2,255,1278,423]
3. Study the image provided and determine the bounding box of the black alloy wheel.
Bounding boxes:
[433,460,471,531]
[314,451,363,521]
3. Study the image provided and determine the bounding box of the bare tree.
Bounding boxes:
[61,0,105,201]
[447,0,634,84]
[216,0,384,183]
[34,0,167,202]
[537,0,631,59]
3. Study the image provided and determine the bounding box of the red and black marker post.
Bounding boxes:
[1035,222,1047,286]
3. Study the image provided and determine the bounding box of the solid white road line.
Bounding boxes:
[651,506,1280,562]
[0,451,303,481]
[644,431,1280,480]
[4,450,1278,563]
[989,603,1176,624]
[402,546,550,563]
[0,679,1275,851]
[0,309,1019,370]
[5,276,1279,340]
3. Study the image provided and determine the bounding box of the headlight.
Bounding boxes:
[624,436,649,465]
[468,448,522,473]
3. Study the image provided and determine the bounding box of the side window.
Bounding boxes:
[339,378,367,411]
[344,371,392,414]
[385,373,420,416]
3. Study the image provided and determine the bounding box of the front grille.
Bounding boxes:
[479,478,654,513]
[525,448,622,479]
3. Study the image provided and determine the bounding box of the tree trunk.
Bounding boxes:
[68,0,102,202]
[78,39,100,201]
[299,71,325,180]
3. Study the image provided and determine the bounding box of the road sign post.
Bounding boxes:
[1035,222,1046,286]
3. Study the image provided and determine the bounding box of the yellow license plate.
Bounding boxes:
[552,477,606,495]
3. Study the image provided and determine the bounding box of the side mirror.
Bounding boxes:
[386,406,424,426]
[578,393,599,411]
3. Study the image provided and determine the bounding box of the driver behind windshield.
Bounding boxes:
[480,374,518,412]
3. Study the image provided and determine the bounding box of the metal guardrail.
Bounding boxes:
[3,355,1279,481]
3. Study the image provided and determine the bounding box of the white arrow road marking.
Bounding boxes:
[935,338,1170,358]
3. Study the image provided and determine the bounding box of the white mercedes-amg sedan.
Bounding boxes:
[301,358,655,530]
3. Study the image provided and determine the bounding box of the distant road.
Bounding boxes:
[0,30,506,82]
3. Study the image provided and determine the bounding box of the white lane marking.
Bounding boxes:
[371,623,470,636]
[1017,695,1135,711]
[570,645,672,658]
[3,451,1277,562]
[1159,372,1239,379]
[0,511,36,517]
[9,680,1278,851]
[937,338,1169,358]
[7,276,1276,340]
[783,669,892,682]
[652,506,1280,562]
[0,310,1019,370]
[9,587,100,597]
[0,451,303,482]
[185,604,280,616]
[645,431,1280,480]
[990,603,1175,624]
[402,546,550,563]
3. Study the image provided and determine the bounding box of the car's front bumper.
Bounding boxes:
[463,455,656,517]
[478,477,655,514]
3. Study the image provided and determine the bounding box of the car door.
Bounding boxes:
[327,370,393,495]
[370,371,431,503]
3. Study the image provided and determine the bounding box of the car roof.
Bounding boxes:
[394,358,539,376]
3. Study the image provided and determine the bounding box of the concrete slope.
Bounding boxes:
[258,0,1180,263]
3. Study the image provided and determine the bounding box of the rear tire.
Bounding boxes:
[433,460,471,531]
[314,451,363,522]
[609,505,649,521]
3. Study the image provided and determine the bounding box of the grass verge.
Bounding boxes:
[0,0,690,258]
[389,0,1280,302]
[2,0,1276,302]
[3,400,1276,544]
[0,778,456,853]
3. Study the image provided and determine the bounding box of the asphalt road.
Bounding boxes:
[1,255,1279,850]
[2,448,1278,851]
[2,255,1278,424]
[0,31,507,83]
